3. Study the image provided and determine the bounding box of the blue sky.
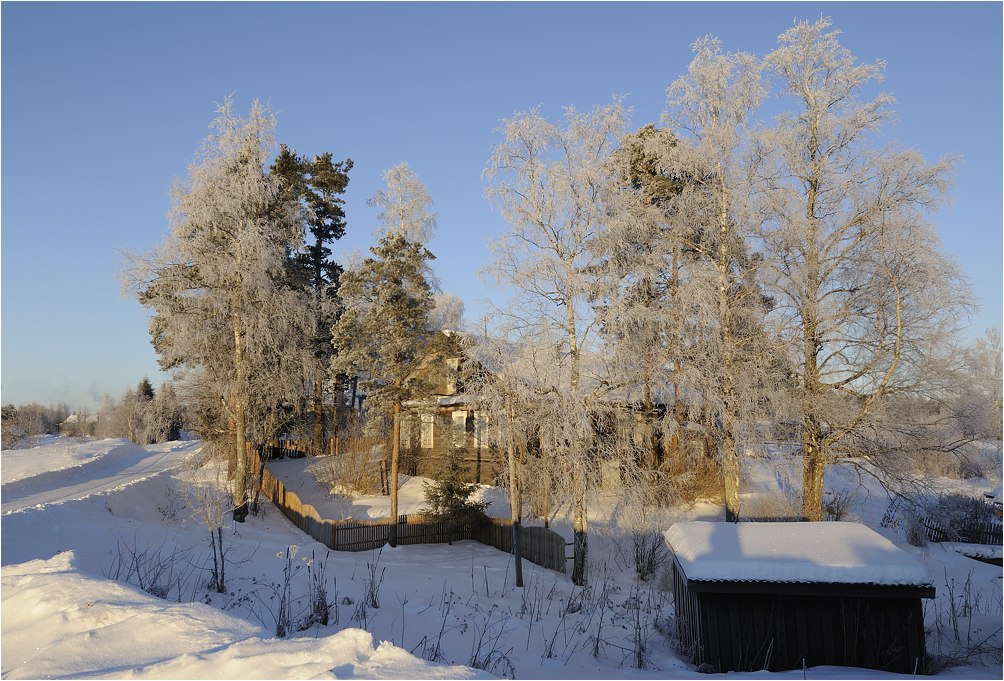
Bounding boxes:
[2,1,1001,409]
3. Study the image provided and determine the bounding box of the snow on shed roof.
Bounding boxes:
[665,521,931,588]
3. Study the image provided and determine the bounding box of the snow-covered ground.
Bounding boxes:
[2,437,1001,679]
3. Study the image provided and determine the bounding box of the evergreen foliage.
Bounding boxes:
[137,377,155,402]
[331,163,443,545]
[422,446,489,526]
[271,145,352,452]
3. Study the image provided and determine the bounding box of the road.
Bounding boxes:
[1,441,200,514]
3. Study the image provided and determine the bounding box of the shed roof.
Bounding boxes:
[665,521,931,588]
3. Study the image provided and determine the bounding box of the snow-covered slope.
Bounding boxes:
[1,438,489,680]
[2,437,1000,679]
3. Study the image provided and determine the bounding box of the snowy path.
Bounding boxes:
[1,440,199,514]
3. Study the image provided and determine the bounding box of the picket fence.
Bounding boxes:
[248,445,567,573]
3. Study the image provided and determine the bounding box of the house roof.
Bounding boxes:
[665,521,932,589]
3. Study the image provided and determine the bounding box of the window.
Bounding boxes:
[451,411,467,447]
[474,411,488,450]
[420,413,434,449]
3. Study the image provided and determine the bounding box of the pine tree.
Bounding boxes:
[271,147,352,454]
[331,163,442,547]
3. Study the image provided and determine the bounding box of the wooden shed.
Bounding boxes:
[666,521,934,675]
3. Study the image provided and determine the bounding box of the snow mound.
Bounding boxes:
[1,551,489,680]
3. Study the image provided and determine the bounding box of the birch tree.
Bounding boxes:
[330,163,442,548]
[484,99,628,585]
[660,37,775,521]
[970,329,1003,440]
[130,97,312,521]
[760,18,972,520]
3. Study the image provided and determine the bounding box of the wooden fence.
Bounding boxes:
[248,445,566,572]
[923,517,1003,546]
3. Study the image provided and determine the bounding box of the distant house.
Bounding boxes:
[399,337,501,484]
[58,413,97,436]
[394,333,716,488]
[667,521,934,674]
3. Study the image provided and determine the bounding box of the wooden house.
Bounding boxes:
[398,334,503,484]
[666,521,934,675]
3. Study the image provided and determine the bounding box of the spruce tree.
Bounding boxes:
[422,446,489,527]
[137,377,156,402]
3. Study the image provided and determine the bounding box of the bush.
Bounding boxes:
[632,530,671,582]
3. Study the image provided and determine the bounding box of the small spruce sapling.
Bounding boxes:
[422,445,490,528]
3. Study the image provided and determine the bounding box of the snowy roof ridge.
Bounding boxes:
[665,521,932,588]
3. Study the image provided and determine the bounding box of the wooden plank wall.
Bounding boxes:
[249,445,566,573]
[673,555,928,675]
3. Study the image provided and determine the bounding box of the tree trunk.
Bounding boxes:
[800,122,826,522]
[802,434,825,521]
[389,399,401,547]
[571,521,588,586]
[669,245,684,462]
[232,313,249,522]
[311,378,324,456]
[722,428,741,522]
[716,161,741,523]
[512,520,524,588]
[505,400,524,587]
[800,310,825,521]
[571,485,588,585]
[643,382,659,470]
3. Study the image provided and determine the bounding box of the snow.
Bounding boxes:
[2,436,1001,679]
[942,542,1004,561]
[1,438,196,514]
[1,552,486,680]
[270,456,510,521]
[1,437,137,484]
[665,521,933,587]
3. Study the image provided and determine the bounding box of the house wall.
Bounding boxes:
[673,557,929,674]
[399,405,503,484]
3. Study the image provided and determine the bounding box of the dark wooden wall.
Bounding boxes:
[673,557,930,675]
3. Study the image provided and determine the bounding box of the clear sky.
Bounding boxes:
[2,1,1001,410]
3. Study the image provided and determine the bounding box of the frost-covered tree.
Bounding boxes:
[330,164,442,547]
[961,328,1003,440]
[659,36,776,521]
[370,162,437,245]
[147,380,185,442]
[129,97,313,521]
[484,99,629,585]
[594,124,705,473]
[428,292,465,333]
[271,145,352,455]
[760,19,973,520]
